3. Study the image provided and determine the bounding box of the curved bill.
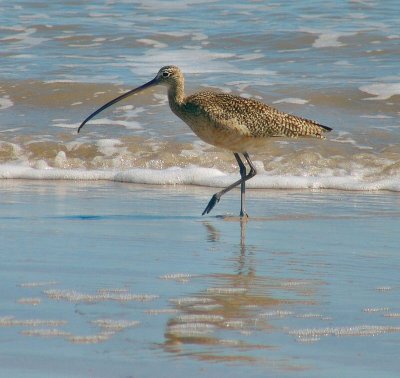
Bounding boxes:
[77,77,157,133]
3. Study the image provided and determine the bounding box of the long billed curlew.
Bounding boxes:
[78,66,332,217]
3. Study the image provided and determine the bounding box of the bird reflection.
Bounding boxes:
[203,221,220,243]
[239,217,247,255]
[204,217,252,276]
[160,217,322,365]
[161,218,278,360]
[204,217,247,247]
[238,218,254,276]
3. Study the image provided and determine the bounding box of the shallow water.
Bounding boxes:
[0,0,399,190]
[1,181,400,377]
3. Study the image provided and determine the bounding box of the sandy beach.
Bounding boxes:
[1,180,399,377]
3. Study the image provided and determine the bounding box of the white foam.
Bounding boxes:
[54,151,67,167]
[273,98,309,105]
[360,114,393,119]
[52,121,80,129]
[289,325,400,339]
[301,28,354,48]
[137,38,168,49]
[312,32,347,48]
[334,60,353,67]
[191,32,208,41]
[237,53,265,61]
[12,54,35,59]
[359,82,400,100]
[44,74,122,84]
[166,322,216,337]
[2,27,48,50]
[88,118,142,130]
[137,0,215,11]
[96,139,125,156]
[20,13,50,21]
[0,96,13,110]
[225,79,275,92]
[0,164,399,192]
[92,319,140,330]
[0,128,22,133]
[116,105,147,120]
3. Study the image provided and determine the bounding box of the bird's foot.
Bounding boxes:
[202,193,220,215]
[239,211,249,219]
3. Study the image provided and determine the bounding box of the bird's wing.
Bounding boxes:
[186,92,331,139]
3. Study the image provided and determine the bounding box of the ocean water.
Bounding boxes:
[0,0,399,191]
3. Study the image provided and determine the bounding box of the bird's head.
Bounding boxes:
[154,65,184,88]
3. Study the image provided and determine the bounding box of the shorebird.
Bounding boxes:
[78,66,332,217]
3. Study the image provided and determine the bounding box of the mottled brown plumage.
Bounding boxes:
[161,66,331,153]
[78,65,332,217]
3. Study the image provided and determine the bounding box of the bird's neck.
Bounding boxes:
[167,81,185,110]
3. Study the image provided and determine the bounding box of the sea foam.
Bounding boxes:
[0,164,399,192]
[0,96,13,110]
[359,82,400,100]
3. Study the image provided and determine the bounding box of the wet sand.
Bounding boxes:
[1,181,400,377]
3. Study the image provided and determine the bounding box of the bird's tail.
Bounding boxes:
[318,123,333,132]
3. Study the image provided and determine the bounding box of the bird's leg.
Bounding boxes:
[234,153,248,218]
[242,152,257,179]
[240,152,257,217]
[202,152,257,216]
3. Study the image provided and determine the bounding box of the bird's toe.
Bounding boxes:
[202,194,220,215]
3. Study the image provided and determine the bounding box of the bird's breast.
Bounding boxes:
[173,109,266,153]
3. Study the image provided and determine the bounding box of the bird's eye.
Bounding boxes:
[162,72,170,77]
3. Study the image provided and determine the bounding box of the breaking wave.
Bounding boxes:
[1,135,399,192]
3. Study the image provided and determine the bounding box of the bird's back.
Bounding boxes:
[182,91,331,140]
